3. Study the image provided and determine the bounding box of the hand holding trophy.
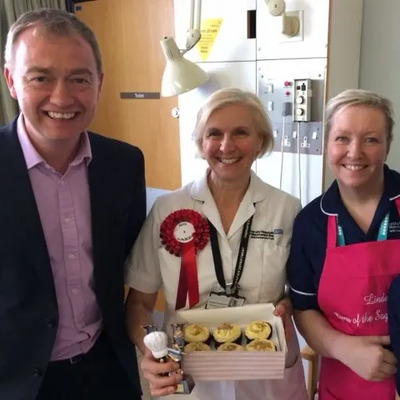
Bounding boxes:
[143,330,170,373]
[143,324,195,395]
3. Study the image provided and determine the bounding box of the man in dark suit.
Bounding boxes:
[1,9,145,400]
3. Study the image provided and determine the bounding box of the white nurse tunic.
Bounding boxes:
[125,171,307,400]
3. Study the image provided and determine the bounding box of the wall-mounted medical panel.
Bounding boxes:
[174,0,256,63]
[258,58,326,152]
[256,0,329,60]
[256,58,326,206]
[176,61,257,186]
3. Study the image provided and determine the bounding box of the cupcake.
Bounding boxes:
[184,324,210,344]
[217,342,244,351]
[246,339,276,352]
[184,342,210,353]
[212,323,242,348]
[244,320,272,343]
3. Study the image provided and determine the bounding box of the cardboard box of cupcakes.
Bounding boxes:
[174,304,287,380]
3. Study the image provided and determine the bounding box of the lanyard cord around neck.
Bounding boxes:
[336,212,390,246]
[208,215,253,295]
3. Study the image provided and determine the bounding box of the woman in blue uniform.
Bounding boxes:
[288,89,400,400]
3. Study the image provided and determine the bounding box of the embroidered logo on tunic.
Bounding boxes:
[250,228,283,240]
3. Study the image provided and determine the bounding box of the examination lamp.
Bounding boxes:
[160,0,208,97]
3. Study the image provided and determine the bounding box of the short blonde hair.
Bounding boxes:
[193,88,273,158]
[325,89,394,150]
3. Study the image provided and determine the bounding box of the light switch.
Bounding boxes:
[312,131,318,139]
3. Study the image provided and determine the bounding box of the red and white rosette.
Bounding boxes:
[160,209,209,310]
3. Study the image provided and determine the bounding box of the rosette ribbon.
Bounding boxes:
[160,209,209,310]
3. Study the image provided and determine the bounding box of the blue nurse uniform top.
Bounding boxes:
[288,165,400,311]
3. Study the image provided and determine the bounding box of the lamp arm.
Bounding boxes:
[159,0,208,97]
[195,0,202,30]
[183,0,202,54]
[189,0,195,30]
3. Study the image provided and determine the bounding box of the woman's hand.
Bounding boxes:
[337,335,397,382]
[141,350,183,397]
[273,296,294,343]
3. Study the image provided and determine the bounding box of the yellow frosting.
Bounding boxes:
[217,342,244,351]
[245,320,272,340]
[184,342,210,352]
[184,324,210,343]
[246,339,276,352]
[213,323,241,343]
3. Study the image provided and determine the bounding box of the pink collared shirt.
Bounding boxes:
[17,115,102,360]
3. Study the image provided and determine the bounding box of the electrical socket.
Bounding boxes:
[269,121,323,156]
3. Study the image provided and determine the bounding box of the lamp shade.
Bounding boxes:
[160,37,208,97]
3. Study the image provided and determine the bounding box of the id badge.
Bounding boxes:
[229,295,246,307]
[205,292,246,309]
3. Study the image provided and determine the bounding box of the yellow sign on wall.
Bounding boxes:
[196,18,223,61]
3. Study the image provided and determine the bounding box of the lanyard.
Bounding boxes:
[208,216,253,296]
[336,212,390,246]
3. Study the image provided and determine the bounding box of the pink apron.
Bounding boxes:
[317,199,400,399]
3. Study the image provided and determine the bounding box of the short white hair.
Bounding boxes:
[193,87,274,158]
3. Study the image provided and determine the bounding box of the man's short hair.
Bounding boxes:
[4,8,102,73]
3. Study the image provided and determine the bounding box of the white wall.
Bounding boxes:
[175,0,332,207]
[359,0,400,171]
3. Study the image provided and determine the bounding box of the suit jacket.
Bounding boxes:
[0,119,146,399]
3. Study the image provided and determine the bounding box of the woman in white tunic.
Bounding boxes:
[124,88,307,400]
